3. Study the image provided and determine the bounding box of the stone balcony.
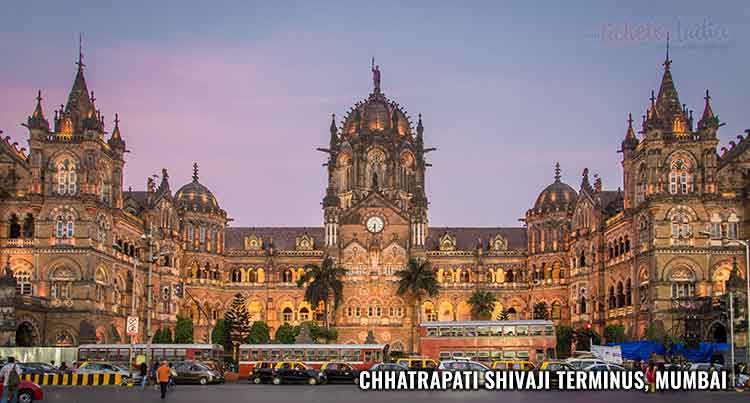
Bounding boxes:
[607,306,634,318]
[0,238,34,248]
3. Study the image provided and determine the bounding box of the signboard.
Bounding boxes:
[126,316,139,336]
[591,345,623,364]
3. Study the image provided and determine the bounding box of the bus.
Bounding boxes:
[419,320,556,363]
[238,344,388,377]
[77,344,224,369]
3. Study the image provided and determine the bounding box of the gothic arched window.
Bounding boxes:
[55,213,75,239]
[56,158,77,195]
[669,158,693,195]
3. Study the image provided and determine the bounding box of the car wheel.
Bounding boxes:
[253,377,262,384]
[272,376,282,385]
[17,390,33,403]
[199,377,208,385]
[308,377,317,385]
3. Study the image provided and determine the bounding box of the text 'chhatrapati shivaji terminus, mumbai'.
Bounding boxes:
[0,46,748,352]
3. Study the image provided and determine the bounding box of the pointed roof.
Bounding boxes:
[698,89,718,130]
[111,113,122,140]
[27,90,49,131]
[622,113,638,149]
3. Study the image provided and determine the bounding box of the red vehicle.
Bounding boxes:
[1,380,44,403]
[419,320,557,363]
[77,344,224,369]
[238,344,387,378]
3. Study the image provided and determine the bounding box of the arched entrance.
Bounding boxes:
[16,322,38,347]
[708,322,727,343]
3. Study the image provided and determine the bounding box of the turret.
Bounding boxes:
[26,90,49,132]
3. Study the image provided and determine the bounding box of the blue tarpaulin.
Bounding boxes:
[607,341,729,362]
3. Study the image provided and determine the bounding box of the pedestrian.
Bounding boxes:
[151,361,159,388]
[50,360,55,369]
[0,356,22,403]
[139,361,148,390]
[645,362,656,393]
[59,362,68,373]
[156,361,171,399]
[168,363,176,390]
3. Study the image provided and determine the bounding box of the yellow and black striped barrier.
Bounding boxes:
[21,373,125,386]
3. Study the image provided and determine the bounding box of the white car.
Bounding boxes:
[438,360,491,385]
[583,363,626,371]
[565,358,608,369]
[76,362,131,378]
[688,363,723,371]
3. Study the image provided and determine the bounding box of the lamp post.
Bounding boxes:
[113,241,138,379]
[140,224,155,368]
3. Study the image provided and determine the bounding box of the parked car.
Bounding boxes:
[173,361,223,385]
[491,360,536,370]
[0,380,44,403]
[395,358,438,371]
[250,361,276,384]
[583,363,626,371]
[369,363,408,371]
[272,361,324,385]
[538,361,575,387]
[75,362,131,379]
[565,358,608,370]
[20,362,61,376]
[320,362,359,384]
[438,360,490,385]
[689,363,723,371]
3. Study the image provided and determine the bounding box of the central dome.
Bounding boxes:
[341,92,413,137]
[533,163,577,213]
[175,163,221,213]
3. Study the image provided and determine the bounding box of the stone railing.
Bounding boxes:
[0,238,34,247]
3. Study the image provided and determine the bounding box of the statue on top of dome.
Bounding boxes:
[371,57,381,93]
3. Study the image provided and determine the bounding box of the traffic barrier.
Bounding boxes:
[21,373,124,386]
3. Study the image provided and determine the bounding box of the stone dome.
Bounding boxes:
[175,164,221,212]
[533,164,577,213]
[341,92,412,137]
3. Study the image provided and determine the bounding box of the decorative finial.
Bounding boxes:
[90,91,96,104]
[704,89,711,102]
[36,90,42,103]
[114,113,120,127]
[554,162,561,182]
[650,90,656,105]
[76,33,85,70]
[664,32,672,69]
[627,113,633,128]
[192,162,199,181]
[371,56,381,93]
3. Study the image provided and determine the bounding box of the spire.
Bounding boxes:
[417,113,424,137]
[698,89,718,130]
[664,32,671,69]
[622,112,638,150]
[580,168,592,193]
[111,113,122,140]
[27,90,49,131]
[65,35,93,126]
[192,162,199,182]
[553,162,561,182]
[654,33,684,124]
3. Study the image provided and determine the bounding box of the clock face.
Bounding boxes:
[366,216,385,233]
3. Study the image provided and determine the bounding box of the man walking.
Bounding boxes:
[156,361,171,399]
[139,361,148,389]
[0,357,22,403]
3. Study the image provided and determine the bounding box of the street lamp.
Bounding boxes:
[140,224,156,369]
[112,240,138,379]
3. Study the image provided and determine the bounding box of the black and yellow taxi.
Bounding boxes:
[395,358,439,371]
[490,360,536,370]
[320,362,359,384]
[272,361,324,385]
[249,361,276,384]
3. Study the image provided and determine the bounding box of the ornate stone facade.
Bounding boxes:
[0,50,747,352]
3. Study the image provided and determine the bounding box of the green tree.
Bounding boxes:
[297,257,347,330]
[248,321,271,344]
[396,258,439,353]
[533,302,550,320]
[153,328,163,343]
[467,290,496,320]
[174,316,194,343]
[224,294,252,345]
[604,324,626,344]
[212,319,232,352]
[573,327,600,351]
[275,323,299,344]
[496,309,510,321]
[161,327,173,343]
[556,325,573,358]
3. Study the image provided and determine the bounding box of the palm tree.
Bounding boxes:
[396,258,439,353]
[297,256,346,331]
[467,290,497,320]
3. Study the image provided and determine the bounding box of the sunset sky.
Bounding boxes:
[1,1,748,227]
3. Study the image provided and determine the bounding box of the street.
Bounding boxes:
[41,384,750,403]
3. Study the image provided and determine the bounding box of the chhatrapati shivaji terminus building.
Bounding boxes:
[0,47,747,354]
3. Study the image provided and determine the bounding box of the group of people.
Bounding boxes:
[139,361,176,399]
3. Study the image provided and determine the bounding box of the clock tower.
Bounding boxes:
[318,67,433,342]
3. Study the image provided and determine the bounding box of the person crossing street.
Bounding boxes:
[0,357,22,403]
[156,361,171,399]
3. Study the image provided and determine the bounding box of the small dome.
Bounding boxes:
[175,163,221,212]
[533,163,577,213]
[341,92,412,137]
